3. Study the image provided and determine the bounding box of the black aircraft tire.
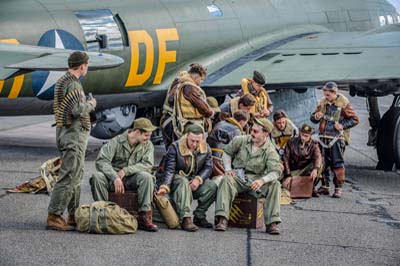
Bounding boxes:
[376,106,400,170]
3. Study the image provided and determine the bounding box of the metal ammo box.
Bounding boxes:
[228,194,265,229]
[108,191,139,218]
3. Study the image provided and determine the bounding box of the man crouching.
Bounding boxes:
[90,118,158,232]
[157,124,217,232]
[214,118,282,234]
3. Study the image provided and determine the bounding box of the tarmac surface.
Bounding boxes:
[0,91,399,266]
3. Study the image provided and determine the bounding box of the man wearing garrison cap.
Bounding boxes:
[90,118,159,232]
[311,81,359,198]
[214,118,282,234]
[157,123,217,232]
[236,70,273,118]
[47,51,97,231]
[282,123,323,197]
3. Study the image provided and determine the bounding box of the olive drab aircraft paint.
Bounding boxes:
[0,0,400,168]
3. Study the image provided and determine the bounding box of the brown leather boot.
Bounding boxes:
[46,213,74,231]
[332,188,342,198]
[317,186,330,195]
[265,223,280,235]
[193,217,213,228]
[214,216,228,231]
[67,214,77,227]
[181,217,198,232]
[138,210,159,232]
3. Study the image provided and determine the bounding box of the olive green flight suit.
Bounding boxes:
[48,76,94,216]
[170,175,217,222]
[90,130,155,212]
[215,136,282,225]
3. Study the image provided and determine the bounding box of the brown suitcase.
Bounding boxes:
[228,193,265,229]
[289,176,313,199]
[108,191,139,217]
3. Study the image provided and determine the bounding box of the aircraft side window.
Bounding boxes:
[379,15,386,26]
[387,15,394,24]
[75,9,124,51]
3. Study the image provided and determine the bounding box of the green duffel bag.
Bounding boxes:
[75,201,137,234]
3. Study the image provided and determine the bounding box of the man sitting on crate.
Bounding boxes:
[214,118,282,234]
[157,124,217,232]
[207,110,250,179]
[281,124,323,197]
[89,118,159,232]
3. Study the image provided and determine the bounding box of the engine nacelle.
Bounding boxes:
[90,104,137,139]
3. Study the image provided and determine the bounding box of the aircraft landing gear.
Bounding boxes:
[366,96,381,147]
[376,95,400,171]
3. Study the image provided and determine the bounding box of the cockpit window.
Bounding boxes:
[207,4,223,17]
[75,9,124,51]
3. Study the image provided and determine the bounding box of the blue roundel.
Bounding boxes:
[32,29,84,100]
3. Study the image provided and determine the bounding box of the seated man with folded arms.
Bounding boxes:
[214,118,282,234]
[89,118,158,232]
[282,124,323,197]
[157,124,217,231]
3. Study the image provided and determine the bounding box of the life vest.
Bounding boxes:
[172,73,208,137]
[271,119,297,149]
[318,93,351,144]
[241,78,269,115]
[229,97,240,115]
[161,71,187,116]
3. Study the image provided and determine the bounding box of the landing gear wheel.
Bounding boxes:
[376,96,400,170]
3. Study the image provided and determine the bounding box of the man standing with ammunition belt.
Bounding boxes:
[47,51,96,231]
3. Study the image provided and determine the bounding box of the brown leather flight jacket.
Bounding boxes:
[160,135,213,189]
[282,137,322,177]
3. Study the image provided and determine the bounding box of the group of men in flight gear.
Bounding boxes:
[157,63,358,233]
[47,51,358,235]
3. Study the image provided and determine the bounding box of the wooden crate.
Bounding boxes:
[228,193,265,229]
[108,191,139,218]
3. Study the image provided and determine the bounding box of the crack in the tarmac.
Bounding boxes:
[246,229,252,266]
[292,182,400,230]
[291,205,373,216]
[250,238,400,259]
[347,146,378,163]
[349,178,400,230]
[0,193,10,199]
[0,169,38,174]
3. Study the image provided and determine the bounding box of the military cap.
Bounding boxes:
[68,51,89,68]
[322,81,338,92]
[133,118,157,132]
[300,123,314,134]
[253,118,274,133]
[206,96,220,113]
[184,123,205,135]
[253,70,266,85]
